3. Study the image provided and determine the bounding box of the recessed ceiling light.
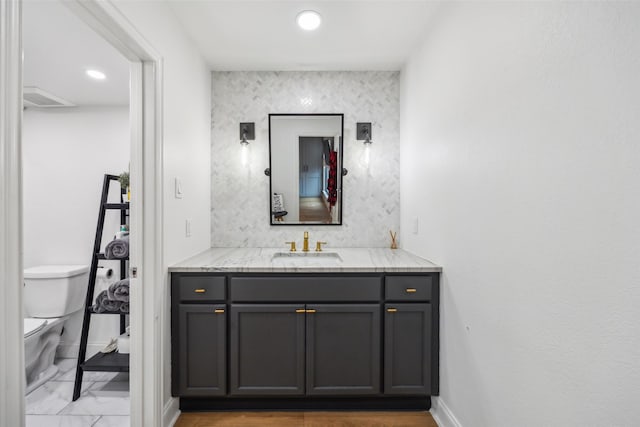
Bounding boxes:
[296,10,321,31]
[86,69,106,80]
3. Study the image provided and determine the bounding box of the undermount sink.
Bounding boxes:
[271,251,343,266]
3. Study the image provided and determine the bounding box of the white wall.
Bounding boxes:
[400,2,640,427]
[111,1,212,422]
[23,106,129,357]
[211,71,400,248]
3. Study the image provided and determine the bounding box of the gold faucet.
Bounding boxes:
[303,231,309,252]
[315,241,327,252]
[285,241,297,252]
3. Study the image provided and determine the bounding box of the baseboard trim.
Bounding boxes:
[430,397,462,427]
[164,397,180,427]
[180,396,431,412]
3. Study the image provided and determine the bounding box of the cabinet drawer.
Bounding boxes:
[178,275,226,301]
[385,276,433,301]
[230,276,381,302]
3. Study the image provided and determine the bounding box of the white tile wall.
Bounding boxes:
[211,71,400,248]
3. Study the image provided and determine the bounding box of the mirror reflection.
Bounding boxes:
[269,114,344,225]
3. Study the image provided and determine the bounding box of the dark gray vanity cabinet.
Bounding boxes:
[171,271,439,409]
[178,304,226,396]
[171,274,226,397]
[229,304,305,395]
[306,304,380,395]
[384,303,432,395]
[229,303,380,396]
[228,275,382,396]
[384,275,439,396]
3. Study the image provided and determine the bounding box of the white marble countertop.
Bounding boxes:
[169,247,442,273]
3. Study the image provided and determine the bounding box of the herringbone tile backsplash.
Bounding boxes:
[211,71,400,248]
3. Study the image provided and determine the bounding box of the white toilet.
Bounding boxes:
[23,264,89,394]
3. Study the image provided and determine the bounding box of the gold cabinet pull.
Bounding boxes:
[194,289,206,293]
[405,288,417,293]
[387,308,398,313]
[295,309,306,313]
[306,309,316,313]
[214,309,225,314]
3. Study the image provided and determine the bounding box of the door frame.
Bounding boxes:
[0,0,165,425]
[0,1,26,425]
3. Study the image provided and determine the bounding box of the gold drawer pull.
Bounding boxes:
[214,309,225,314]
[194,289,206,293]
[295,309,306,313]
[306,309,316,314]
[405,288,417,293]
[387,308,398,313]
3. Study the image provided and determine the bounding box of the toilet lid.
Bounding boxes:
[24,318,47,338]
[24,264,89,279]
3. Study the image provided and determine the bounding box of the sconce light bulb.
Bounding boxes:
[241,132,249,145]
[240,141,249,166]
[364,143,371,167]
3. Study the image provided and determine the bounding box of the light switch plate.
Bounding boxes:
[185,219,192,237]
[412,217,419,234]
[175,177,183,199]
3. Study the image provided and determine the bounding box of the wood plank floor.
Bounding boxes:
[299,197,332,223]
[175,411,438,427]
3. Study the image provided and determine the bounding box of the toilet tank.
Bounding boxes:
[24,265,90,318]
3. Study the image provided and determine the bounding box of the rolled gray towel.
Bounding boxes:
[93,290,107,313]
[105,236,129,259]
[107,278,129,302]
[119,302,129,314]
[93,290,121,313]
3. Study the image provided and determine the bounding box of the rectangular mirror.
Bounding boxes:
[269,114,343,225]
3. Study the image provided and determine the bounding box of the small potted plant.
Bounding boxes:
[119,171,130,202]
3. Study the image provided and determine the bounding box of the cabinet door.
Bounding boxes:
[178,304,226,396]
[230,304,305,395]
[384,303,432,395]
[306,304,380,395]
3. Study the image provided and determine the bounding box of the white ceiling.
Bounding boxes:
[23,0,130,107]
[167,0,437,71]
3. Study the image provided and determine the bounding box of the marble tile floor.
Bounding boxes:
[26,358,130,427]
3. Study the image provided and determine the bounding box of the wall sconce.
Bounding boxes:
[240,122,255,145]
[356,122,372,145]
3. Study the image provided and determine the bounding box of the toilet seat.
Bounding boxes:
[24,318,47,339]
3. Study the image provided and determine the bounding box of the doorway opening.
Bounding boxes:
[298,136,333,223]
[22,0,131,423]
[1,0,163,425]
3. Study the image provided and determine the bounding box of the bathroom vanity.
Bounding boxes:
[169,248,441,410]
